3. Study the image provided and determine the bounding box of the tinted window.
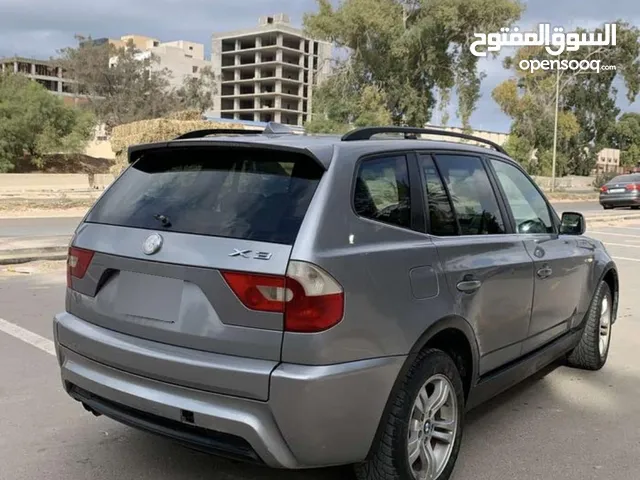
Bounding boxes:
[419,155,456,236]
[491,159,554,234]
[610,174,640,183]
[85,147,324,245]
[354,155,411,229]
[434,154,505,235]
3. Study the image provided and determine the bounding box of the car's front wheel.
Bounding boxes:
[567,280,613,370]
[354,349,464,480]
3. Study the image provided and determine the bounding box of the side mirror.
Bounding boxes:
[560,212,586,235]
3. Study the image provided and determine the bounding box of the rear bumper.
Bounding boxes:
[599,192,640,207]
[54,312,404,469]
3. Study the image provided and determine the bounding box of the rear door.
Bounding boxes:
[419,153,535,375]
[67,144,325,367]
[487,157,592,354]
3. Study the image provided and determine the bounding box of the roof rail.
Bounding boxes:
[174,129,263,140]
[341,126,507,155]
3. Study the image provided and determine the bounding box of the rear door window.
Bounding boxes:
[433,154,506,235]
[85,147,324,245]
[418,154,457,236]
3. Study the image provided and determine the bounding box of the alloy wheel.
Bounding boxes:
[407,374,458,480]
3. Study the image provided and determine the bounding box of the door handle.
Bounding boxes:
[457,279,482,293]
[537,266,553,279]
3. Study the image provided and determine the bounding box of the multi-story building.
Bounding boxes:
[424,124,510,147]
[0,56,85,105]
[593,147,622,174]
[211,14,333,126]
[93,35,210,90]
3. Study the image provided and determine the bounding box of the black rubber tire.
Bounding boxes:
[567,280,612,371]
[354,349,465,480]
[603,205,614,210]
[631,206,640,210]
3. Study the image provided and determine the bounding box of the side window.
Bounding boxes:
[434,154,506,235]
[354,155,411,230]
[490,159,554,234]
[419,155,456,236]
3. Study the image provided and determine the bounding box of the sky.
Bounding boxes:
[1,0,638,132]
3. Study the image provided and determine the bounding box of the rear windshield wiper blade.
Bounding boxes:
[153,214,172,228]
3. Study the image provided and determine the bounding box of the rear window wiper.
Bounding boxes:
[153,214,172,228]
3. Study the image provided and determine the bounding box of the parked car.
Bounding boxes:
[54,124,619,480]
[599,173,640,210]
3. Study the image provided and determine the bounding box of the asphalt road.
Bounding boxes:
[0,201,612,238]
[1,222,640,480]
[0,216,84,238]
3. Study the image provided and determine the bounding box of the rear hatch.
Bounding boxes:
[602,174,640,196]
[64,144,326,397]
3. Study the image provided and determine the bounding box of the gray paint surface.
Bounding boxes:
[47,133,617,469]
[1,216,639,480]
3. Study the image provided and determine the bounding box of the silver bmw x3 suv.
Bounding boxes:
[54,124,619,480]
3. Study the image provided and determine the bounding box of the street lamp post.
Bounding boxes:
[551,67,560,192]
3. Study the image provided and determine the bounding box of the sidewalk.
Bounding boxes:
[1,211,640,266]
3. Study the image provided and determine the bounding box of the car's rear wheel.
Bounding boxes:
[603,205,614,210]
[354,349,464,480]
[567,280,613,370]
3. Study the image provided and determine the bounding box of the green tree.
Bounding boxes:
[493,21,640,175]
[305,71,393,133]
[57,36,177,129]
[175,65,217,113]
[57,36,216,128]
[610,112,640,168]
[0,73,95,172]
[304,0,524,128]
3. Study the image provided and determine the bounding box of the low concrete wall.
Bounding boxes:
[0,173,116,192]
[532,175,595,191]
[0,173,597,194]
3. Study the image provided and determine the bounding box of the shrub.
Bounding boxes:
[593,171,619,189]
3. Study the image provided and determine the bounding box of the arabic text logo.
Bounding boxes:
[470,23,617,58]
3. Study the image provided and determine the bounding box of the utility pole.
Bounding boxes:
[551,67,560,192]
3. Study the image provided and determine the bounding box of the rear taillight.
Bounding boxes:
[626,183,640,191]
[220,272,288,313]
[284,261,344,333]
[67,247,95,288]
[221,261,344,333]
[600,185,608,193]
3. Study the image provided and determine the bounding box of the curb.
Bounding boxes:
[0,248,68,266]
[586,213,640,224]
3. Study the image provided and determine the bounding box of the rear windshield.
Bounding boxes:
[85,146,324,245]
[610,174,640,183]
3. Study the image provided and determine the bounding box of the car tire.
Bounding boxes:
[603,205,614,210]
[354,349,465,480]
[567,280,613,371]
[631,206,640,210]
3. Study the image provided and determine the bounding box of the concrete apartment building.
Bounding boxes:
[0,56,85,105]
[93,35,210,90]
[424,124,510,147]
[594,147,622,174]
[211,14,333,126]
